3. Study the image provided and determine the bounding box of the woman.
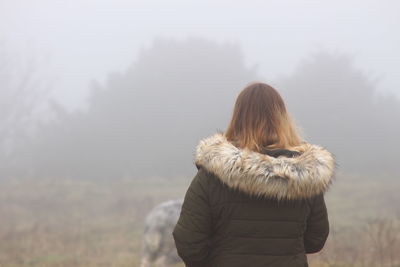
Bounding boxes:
[172,82,336,267]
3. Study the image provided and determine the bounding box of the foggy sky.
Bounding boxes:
[1,0,399,110]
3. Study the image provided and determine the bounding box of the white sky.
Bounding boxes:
[1,0,399,110]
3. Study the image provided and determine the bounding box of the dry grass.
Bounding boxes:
[0,171,399,267]
[0,176,189,267]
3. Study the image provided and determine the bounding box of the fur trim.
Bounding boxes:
[194,132,337,200]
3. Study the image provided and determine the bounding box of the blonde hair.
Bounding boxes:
[225,82,303,152]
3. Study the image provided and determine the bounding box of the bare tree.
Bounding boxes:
[0,41,50,166]
[365,218,400,267]
[315,224,361,267]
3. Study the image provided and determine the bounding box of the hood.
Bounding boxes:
[194,132,337,200]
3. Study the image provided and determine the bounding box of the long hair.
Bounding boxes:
[225,82,303,152]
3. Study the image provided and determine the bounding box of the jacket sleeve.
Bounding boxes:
[172,168,213,267]
[304,193,330,253]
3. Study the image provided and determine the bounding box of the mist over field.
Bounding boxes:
[1,0,399,266]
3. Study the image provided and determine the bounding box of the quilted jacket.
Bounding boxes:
[173,132,336,267]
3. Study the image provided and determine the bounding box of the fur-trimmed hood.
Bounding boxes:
[194,132,337,200]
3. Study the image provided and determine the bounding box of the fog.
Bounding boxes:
[1,0,399,110]
[1,0,399,179]
[1,1,399,266]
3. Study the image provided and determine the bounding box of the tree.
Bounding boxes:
[0,42,50,170]
[23,37,259,179]
[278,51,400,175]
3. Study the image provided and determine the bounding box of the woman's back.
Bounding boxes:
[173,133,334,267]
[172,82,336,267]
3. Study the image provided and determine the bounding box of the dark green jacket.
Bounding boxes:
[173,133,336,267]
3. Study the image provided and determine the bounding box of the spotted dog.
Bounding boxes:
[140,199,183,267]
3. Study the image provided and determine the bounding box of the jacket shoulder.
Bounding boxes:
[190,166,222,203]
[193,166,216,187]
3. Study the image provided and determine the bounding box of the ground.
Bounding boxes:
[0,171,399,267]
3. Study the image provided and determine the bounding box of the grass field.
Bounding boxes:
[0,171,399,267]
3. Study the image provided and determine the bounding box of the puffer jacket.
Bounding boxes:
[172,132,336,267]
